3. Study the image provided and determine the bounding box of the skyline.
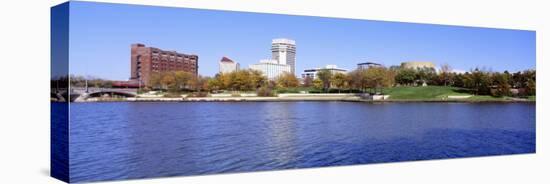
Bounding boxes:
[67,1,535,80]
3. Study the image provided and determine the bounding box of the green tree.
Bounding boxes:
[395,68,416,86]
[523,69,536,96]
[463,68,492,95]
[526,79,536,96]
[491,72,511,97]
[415,67,436,86]
[452,73,465,87]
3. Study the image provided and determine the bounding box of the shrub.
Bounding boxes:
[308,89,323,93]
[276,88,301,94]
[187,92,209,97]
[163,93,182,98]
[257,87,275,97]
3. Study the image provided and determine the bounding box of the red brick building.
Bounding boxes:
[130,43,198,86]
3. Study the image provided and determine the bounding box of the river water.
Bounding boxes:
[63,102,535,182]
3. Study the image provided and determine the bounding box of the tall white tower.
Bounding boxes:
[271,38,296,75]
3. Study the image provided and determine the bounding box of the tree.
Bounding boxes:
[511,71,523,88]
[249,69,267,89]
[189,75,209,92]
[316,69,332,92]
[526,79,536,96]
[173,71,193,90]
[217,69,269,91]
[207,77,221,91]
[68,75,114,88]
[160,73,177,92]
[230,70,251,91]
[349,69,369,92]
[276,72,299,88]
[149,73,162,89]
[503,70,513,87]
[312,78,323,90]
[331,72,349,93]
[302,76,313,87]
[415,67,436,86]
[219,73,231,90]
[523,69,536,96]
[491,72,511,97]
[395,68,416,86]
[439,64,452,86]
[452,73,465,88]
[463,68,492,95]
[209,73,230,91]
[364,67,394,94]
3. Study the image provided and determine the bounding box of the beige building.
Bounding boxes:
[401,61,436,70]
[219,56,239,74]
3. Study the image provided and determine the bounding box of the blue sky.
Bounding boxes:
[67,1,535,80]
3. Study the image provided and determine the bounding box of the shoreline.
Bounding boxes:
[80,96,535,103]
[63,86,536,103]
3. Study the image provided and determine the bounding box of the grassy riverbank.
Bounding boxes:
[384,86,467,100]
[383,86,534,102]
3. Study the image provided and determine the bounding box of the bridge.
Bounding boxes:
[51,88,68,102]
[51,87,138,102]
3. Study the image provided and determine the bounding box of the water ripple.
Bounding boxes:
[66,102,536,182]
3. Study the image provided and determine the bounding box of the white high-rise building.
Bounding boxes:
[249,59,291,80]
[219,56,239,74]
[271,38,296,75]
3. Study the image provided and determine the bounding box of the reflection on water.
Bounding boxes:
[66,102,535,182]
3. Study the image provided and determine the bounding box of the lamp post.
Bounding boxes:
[138,78,142,94]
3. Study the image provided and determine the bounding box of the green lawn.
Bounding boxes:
[382,86,535,102]
[383,86,470,100]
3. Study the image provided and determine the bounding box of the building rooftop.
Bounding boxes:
[272,38,296,45]
[358,62,382,66]
[220,56,234,63]
[132,43,198,57]
[401,61,436,68]
[304,65,348,72]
